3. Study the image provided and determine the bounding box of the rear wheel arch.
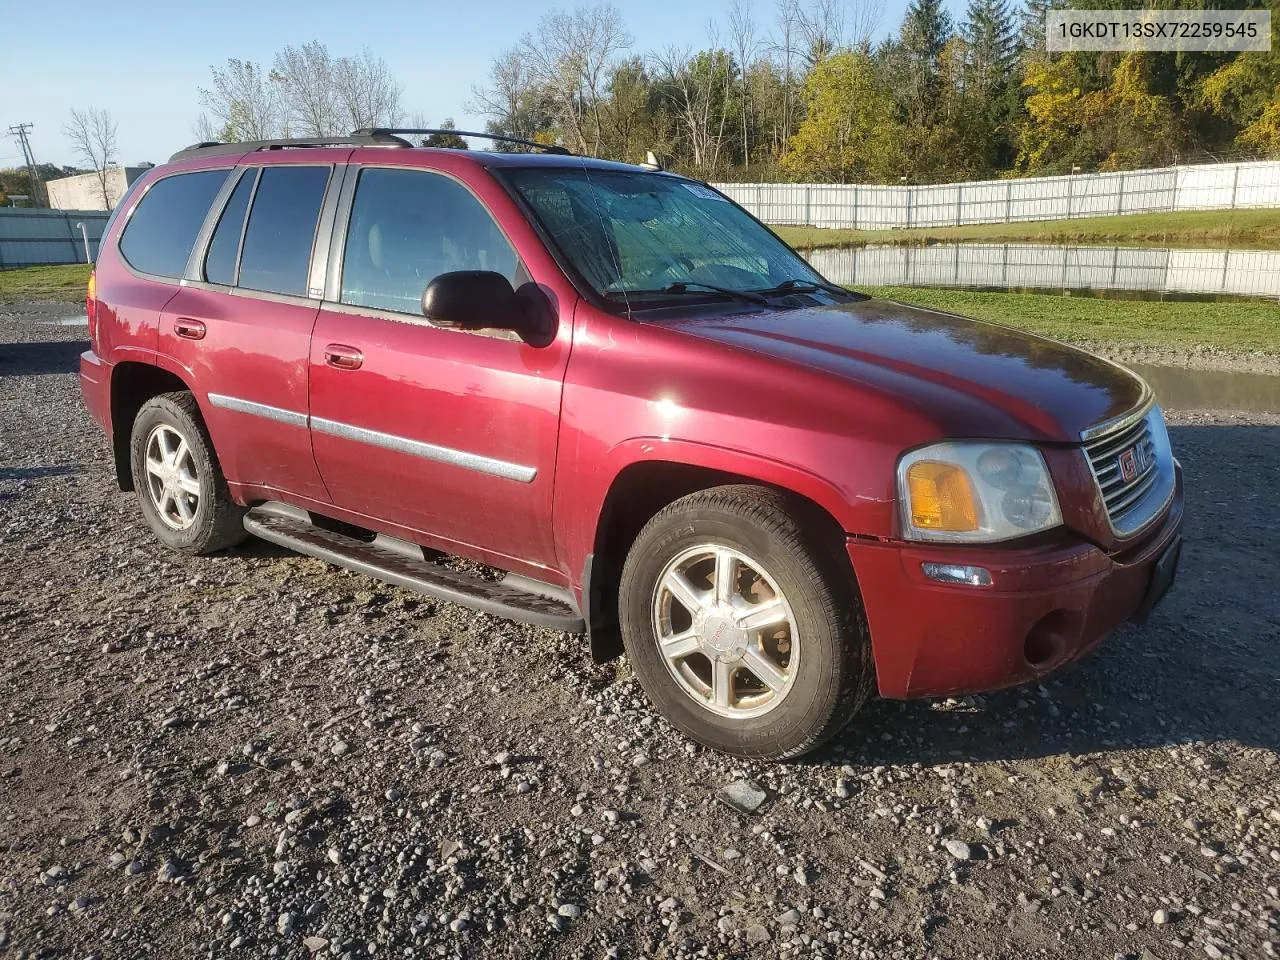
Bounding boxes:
[109,363,191,491]
[584,460,855,663]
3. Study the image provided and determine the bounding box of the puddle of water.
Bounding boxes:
[1131,363,1280,414]
[42,315,88,326]
[805,243,1280,301]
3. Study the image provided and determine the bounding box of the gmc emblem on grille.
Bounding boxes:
[1117,444,1148,483]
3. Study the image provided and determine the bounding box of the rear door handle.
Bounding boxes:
[324,344,363,370]
[174,318,206,340]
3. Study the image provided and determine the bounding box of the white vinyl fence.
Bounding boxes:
[806,243,1280,299]
[714,161,1280,229]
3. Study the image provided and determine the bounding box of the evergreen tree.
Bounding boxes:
[1019,0,1057,63]
[963,0,1017,95]
[960,0,1021,172]
[899,0,954,122]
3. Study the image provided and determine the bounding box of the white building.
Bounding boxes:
[45,166,149,211]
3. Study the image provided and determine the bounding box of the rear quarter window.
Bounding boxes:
[118,169,230,279]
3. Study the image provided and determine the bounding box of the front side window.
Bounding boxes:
[203,169,257,286]
[503,168,825,306]
[237,165,330,297]
[118,169,230,278]
[340,168,523,314]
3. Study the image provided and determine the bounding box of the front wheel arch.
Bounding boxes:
[584,461,854,664]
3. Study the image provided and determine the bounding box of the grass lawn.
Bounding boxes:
[860,286,1280,356]
[0,263,91,303]
[776,209,1280,251]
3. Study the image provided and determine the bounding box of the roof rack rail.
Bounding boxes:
[169,132,412,163]
[352,128,573,156]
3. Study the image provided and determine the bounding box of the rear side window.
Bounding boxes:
[237,166,330,297]
[203,169,257,285]
[118,169,229,278]
[340,168,522,314]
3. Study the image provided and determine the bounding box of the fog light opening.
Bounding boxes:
[921,562,992,586]
[1024,611,1067,667]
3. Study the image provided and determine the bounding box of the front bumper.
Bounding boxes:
[847,462,1184,699]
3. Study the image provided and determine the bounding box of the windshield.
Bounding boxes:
[502,167,828,305]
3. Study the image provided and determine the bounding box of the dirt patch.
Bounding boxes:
[1084,341,1280,377]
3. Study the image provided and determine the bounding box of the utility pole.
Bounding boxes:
[8,123,44,207]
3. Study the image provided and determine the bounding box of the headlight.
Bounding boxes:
[897,441,1062,543]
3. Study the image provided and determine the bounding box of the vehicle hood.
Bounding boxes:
[662,298,1147,443]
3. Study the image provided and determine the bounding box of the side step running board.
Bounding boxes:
[243,504,585,633]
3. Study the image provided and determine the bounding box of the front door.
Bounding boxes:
[308,165,570,573]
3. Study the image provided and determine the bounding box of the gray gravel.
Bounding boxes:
[2,302,1279,959]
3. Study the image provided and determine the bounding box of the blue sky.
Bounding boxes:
[3,0,965,169]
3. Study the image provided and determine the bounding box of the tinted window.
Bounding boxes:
[237,166,330,297]
[203,169,257,285]
[341,168,522,314]
[118,169,229,278]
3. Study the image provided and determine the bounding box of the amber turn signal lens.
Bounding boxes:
[906,461,979,531]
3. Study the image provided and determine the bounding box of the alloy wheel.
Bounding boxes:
[651,543,799,719]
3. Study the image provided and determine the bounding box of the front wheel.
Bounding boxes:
[618,485,873,760]
[129,392,247,555]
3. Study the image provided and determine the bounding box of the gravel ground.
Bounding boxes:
[2,302,1278,960]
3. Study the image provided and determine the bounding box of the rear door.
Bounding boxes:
[158,155,345,503]
[307,162,572,573]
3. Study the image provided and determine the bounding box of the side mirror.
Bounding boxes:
[422,270,525,333]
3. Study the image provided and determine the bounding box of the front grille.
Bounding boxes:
[1083,405,1173,538]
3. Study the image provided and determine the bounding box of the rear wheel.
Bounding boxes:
[129,392,246,555]
[619,485,873,759]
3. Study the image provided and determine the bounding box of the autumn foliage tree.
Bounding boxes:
[782,52,899,181]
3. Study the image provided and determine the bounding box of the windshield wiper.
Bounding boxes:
[755,278,864,300]
[655,281,769,305]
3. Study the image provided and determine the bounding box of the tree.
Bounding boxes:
[795,0,844,66]
[63,107,119,209]
[198,46,401,142]
[1197,45,1280,158]
[422,119,470,149]
[1017,54,1089,171]
[471,48,555,142]
[518,4,632,155]
[1018,52,1181,172]
[1086,53,1181,170]
[653,46,737,171]
[728,0,759,167]
[783,51,900,181]
[333,48,403,131]
[271,41,340,137]
[199,59,282,140]
[1019,0,1059,64]
[958,0,1020,173]
[898,0,952,123]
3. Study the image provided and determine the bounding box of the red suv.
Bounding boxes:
[80,130,1183,759]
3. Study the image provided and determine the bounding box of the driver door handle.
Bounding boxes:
[174,318,206,340]
[324,344,363,370]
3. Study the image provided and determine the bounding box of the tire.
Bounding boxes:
[129,391,247,555]
[618,484,874,760]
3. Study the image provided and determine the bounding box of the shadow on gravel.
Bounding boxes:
[810,423,1280,768]
[0,465,79,482]
[0,339,89,377]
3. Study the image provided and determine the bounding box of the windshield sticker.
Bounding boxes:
[682,183,729,202]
